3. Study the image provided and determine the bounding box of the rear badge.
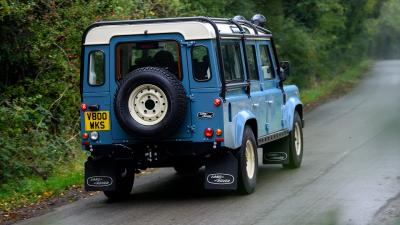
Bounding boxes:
[207,173,234,185]
[87,176,113,187]
[197,112,214,119]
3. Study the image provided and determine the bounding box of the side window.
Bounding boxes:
[88,51,105,86]
[245,45,259,80]
[259,45,274,80]
[191,46,211,81]
[221,42,244,82]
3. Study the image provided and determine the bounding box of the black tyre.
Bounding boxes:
[235,126,258,194]
[103,167,134,200]
[115,67,186,138]
[282,112,303,169]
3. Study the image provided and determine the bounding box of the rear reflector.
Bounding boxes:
[215,138,224,142]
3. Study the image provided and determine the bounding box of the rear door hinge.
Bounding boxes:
[187,94,195,101]
[187,125,196,133]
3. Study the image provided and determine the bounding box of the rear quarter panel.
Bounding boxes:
[283,85,303,131]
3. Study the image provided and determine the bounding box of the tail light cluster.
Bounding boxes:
[81,103,99,145]
[204,128,224,142]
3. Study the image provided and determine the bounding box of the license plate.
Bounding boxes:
[84,111,110,131]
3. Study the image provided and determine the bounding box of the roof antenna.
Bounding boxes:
[251,14,266,27]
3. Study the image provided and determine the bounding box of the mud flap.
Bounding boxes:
[84,160,117,192]
[204,152,238,190]
[263,136,290,164]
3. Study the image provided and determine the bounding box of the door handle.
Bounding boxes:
[265,100,274,105]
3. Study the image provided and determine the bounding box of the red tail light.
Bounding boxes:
[204,128,214,137]
[82,133,89,139]
[214,98,222,106]
[81,103,87,111]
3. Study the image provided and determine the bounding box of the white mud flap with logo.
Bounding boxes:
[85,160,117,191]
[204,153,238,190]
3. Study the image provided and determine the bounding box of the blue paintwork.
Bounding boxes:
[282,85,302,131]
[80,31,303,150]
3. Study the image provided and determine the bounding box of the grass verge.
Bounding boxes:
[0,152,85,213]
[301,60,372,106]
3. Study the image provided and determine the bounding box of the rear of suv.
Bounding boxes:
[81,15,304,199]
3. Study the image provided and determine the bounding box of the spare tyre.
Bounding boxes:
[115,67,186,138]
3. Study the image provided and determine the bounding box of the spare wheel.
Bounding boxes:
[115,67,186,137]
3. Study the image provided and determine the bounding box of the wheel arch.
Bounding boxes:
[295,104,304,127]
[283,97,303,131]
[223,110,257,149]
[246,118,258,145]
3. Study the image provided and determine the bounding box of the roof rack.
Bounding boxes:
[80,16,274,100]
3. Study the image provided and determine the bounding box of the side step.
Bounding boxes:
[257,129,289,146]
[261,130,290,164]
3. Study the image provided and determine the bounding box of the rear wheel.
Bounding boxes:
[236,126,258,194]
[282,112,303,169]
[103,167,134,200]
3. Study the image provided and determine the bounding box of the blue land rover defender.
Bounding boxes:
[81,15,304,199]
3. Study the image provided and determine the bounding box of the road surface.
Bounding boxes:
[16,60,400,225]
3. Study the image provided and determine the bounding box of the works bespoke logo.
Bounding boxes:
[87,176,113,187]
[207,173,234,185]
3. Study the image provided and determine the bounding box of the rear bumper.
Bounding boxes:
[86,142,224,168]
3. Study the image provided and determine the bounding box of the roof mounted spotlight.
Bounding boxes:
[251,14,267,27]
[233,15,246,22]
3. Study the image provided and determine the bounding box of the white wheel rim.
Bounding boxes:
[294,122,302,156]
[245,140,255,179]
[128,84,168,126]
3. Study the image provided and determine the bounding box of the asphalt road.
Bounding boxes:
[16,60,400,225]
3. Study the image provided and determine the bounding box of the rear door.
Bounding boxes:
[258,41,283,133]
[109,34,192,140]
[81,45,113,144]
[186,40,223,141]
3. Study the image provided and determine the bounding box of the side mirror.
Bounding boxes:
[280,61,290,81]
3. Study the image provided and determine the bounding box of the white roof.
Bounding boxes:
[84,21,269,45]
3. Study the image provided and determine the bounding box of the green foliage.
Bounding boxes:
[0,0,396,189]
[367,0,400,59]
[0,159,84,211]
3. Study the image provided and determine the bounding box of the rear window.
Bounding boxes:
[116,41,182,80]
[88,50,105,86]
